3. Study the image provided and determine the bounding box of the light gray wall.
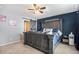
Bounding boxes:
[0,5,24,45]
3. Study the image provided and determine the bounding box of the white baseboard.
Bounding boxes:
[0,40,20,46]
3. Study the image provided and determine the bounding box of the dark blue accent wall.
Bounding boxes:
[37,12,78,37]
[75,11,79,45]
[62,12,77,36]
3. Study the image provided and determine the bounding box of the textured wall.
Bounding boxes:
[37,12,77,37]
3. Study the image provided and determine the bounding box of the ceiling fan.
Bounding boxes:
[28,4,46,14]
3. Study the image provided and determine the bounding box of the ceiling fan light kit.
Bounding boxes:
[28,4,46,14]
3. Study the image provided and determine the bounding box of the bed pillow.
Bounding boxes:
[58,30,62,36]
[46,29,53,35]
[42,28,53,34]
[42,28,46,33]
[52,28,58,32]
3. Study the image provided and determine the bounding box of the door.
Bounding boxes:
[24,20,30,32]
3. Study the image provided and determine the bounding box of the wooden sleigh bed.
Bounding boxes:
[24,19,62,54]
[24,31,62,54]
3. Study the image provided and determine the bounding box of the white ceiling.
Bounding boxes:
[0,4,78,19]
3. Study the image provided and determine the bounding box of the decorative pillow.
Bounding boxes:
[58,30,62,36]
[42,28,47,33]
[52,28,58,32]
[42,28,49,33]
[45,28,53,35]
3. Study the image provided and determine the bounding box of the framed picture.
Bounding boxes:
[9,20,17,26]
[0,15,6,22]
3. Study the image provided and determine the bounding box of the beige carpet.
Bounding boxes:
[54,43,79,54]
[0,40,79,54]
[0,41,44,54]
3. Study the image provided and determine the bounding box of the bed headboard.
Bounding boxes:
[42,19,62,31]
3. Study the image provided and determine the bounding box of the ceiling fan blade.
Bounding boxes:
[39,11,43,13]
[40,7,46,9]
[28,9,34,10]
[32,4,38,10]
[33,4,37,7]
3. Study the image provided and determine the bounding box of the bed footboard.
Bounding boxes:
[23,32,53,54]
